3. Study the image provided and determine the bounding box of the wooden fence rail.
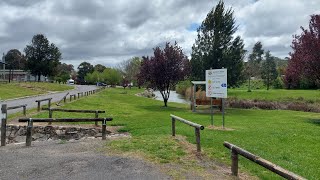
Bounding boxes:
[19,117,113,146]
[42,108,105,126]
[7,104,27,116]
[223,142,306,180]
[170,114,204,152]
[56,92,69,106]
[35,98,52,111]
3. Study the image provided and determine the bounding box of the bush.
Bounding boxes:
[175,80,192,96]
[273,77,284,89]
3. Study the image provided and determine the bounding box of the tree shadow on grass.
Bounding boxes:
[307,119,320,126]
[137,104,187,113]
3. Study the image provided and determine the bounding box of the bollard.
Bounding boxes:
[37,101,41,112]
[195,128,201,152]
[48,99,51,109]
[172,117,175,136]
[1,104,7,146]
[231,149,239,176]
[23,105,26,116]
[102,119,107,140]
[26,118,33,146]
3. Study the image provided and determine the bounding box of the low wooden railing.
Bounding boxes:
[35,98,52,111]
[223,142,306,180]
[170,114,204,152]
[42,108,106,126]
[7,104,27,116]
[19,117,113,146]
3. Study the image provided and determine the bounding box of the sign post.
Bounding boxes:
[206,69,227,127]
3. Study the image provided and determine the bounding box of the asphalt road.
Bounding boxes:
[2,85,98,115]
[0,139,170,180]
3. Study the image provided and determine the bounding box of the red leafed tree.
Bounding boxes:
[138,42,190,107]
[285,14,320,89]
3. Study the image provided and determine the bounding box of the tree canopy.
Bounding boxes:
[261,51,277,90]
[24,34,61,81]
[77,61,94,84]
[190,0,246,87]
[138,42,190,107]
[285,14,320,89]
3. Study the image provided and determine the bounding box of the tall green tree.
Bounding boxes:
[102,68,121,86]
[244,41,264,91]
[4,49,26,82]
[117,57,141,86]
[94,64,106,73]
[54,63,74,83]
[77,61,94,84]
[24,34,61,81]
[261,51,277,90]
[190,0,246,87]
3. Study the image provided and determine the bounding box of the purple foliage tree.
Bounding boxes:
[138,42,190,107]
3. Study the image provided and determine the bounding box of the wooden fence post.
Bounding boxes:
[231,149,239,176]
[48,108,53,125]
[172,117,175,136]
[1,104,7,146]
[64,96,66,103]
[102,119,107,140]
[37,101,41,112]
[195,128,201,152]
[23,105,26,116]
[48,99,51,109]
[26,118,33,146]
[78,93,80,98]
[95,111,99,126]
[70,95,72,101]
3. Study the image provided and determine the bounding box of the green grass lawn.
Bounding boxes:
[229,88,320,103]
[0,82,74,100]
[33,88,320,179]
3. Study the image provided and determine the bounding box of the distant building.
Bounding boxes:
[0,69,47,81]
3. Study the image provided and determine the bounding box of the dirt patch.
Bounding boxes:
[206,125,235,131]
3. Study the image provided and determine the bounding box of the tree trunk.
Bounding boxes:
[38,73,41,82]
[248,77,251,92]
[164,98,168,107]
[8,69,11,83]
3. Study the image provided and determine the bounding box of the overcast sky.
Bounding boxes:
[0,0,319,68]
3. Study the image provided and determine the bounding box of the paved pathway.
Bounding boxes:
[0,139,170,180]
[2,85,98,115]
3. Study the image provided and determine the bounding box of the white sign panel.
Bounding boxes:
[206,69,227,98]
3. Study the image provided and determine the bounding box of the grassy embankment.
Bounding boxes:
[0,82,74,100]
[32,88,320,179]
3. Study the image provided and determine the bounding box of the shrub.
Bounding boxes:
[175,80,192,96]
[273,77,284,89]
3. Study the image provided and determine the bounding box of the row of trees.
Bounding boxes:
[1,34,75,83]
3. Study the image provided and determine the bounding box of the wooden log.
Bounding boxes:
[26,119,33,146]
[102,119,107,140]
[170,114,204,130]
[172,117,175,136]
[195,128,201,152]
[42,108,105,113]
[57,92,69,106]
[35,98,52,102]
[6,104,27,110]
[223,142,306,180]
[1,104,7,146]
[19,117,113,123]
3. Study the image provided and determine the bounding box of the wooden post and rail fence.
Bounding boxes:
[35,98,52,112]
[223,142,306,180]
[42,108,105,126]
[170,114,204,152]
[19,117,113,146]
